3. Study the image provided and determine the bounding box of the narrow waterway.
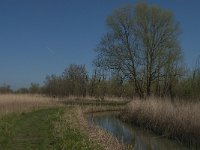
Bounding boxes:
[87,112,192,150]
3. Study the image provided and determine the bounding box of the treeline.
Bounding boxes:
[175,56,200,100]
[43,64,87,97]
[1,61,200,100]
[12,64,132,98]
[12,60,200,101]
[42,63,200,100]
[42,65,135,98]
[40,64,134,98]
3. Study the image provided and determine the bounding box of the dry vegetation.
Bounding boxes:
[122,98,200,147]
[59,96,130,103]
[0,94,58,116]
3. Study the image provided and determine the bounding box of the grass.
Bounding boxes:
[0,107,105,150]
[0,94,127,150]
[121,98,200,148]
[0,107,63,149]
[53,106,103,150]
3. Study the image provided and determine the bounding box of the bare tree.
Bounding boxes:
[94,3,183,98]
[63,64,88,97]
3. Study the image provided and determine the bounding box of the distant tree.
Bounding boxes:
[171,55,200,101]
[94,3,183,98]
[191,55,200,99]
[87,69,99,97]
[107,71,124,97]
[0,84,12,94]
[63,64,88,97]
[43,75,65,97]
[16,88,29,94]
[29,83,41,94]
[193,55,200,78]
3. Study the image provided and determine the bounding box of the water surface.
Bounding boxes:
[87,112,191,150]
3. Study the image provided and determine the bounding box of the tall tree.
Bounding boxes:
[94,3,183,98]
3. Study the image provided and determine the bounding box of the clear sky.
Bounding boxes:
[0,0,200,89]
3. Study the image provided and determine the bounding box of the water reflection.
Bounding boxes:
[87,112,190,150]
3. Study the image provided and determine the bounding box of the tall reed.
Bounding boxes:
[122,98,200,147]
[0,94,57,116]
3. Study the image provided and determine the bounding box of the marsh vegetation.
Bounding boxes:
[121,98,200,148]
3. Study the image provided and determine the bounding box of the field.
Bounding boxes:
[0,94,126,150]
[121,98,200,147]
[1,94,200,149]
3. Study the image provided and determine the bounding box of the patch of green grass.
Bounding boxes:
[0,107,102,150]
[0,108,63,150]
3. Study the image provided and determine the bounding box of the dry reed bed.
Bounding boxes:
[58,96,130,106]
[0,94,58,116]
[123,98,200,147]
[60,96,130,102]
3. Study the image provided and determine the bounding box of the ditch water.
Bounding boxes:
[87,112,192,150]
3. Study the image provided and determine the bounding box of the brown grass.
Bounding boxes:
[59,95,130,102]
[0,94,59,116]
[122,97,200,147]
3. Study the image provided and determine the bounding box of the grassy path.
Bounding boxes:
[0,108,63,150]
[0,107,103,150]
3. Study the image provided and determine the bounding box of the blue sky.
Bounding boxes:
[0,0,200,89]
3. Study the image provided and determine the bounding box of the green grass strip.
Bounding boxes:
[0,107,102,150]
[0,108,63,150]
